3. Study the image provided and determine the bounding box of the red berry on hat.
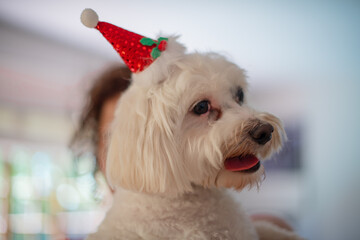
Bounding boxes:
[158,40,167,51]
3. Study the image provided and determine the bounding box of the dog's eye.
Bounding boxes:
[236,88,244,105]
[193,100,210,115]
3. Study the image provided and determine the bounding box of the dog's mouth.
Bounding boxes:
[224,154,261,173]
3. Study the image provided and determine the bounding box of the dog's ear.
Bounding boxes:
[106,86,192,194]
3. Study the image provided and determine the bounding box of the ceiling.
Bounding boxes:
[2,0,350,81]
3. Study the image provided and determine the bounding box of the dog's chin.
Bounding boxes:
[215,163,265,190]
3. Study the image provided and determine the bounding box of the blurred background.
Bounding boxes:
[0,0,359,239]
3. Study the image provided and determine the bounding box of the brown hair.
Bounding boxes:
[71,65,131,158]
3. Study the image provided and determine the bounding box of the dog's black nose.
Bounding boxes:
[249,123,274,145]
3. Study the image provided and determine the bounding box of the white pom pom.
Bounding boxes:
[81,8,99,28]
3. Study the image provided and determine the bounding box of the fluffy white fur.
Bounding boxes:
[88,37,303,239]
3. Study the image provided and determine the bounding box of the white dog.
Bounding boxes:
[81,9,302,240]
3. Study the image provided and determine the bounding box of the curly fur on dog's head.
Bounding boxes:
[106,37,285,195]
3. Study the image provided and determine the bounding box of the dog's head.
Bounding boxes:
[106,37,285,195]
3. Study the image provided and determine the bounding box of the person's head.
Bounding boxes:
[71,65,131,173]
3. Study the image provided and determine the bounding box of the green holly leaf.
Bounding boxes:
[157,37,168,44]
[140,38,155,46]
[151,47,161,59]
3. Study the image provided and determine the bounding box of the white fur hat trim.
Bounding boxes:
[81,8,99,28]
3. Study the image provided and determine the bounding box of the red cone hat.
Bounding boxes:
[81,9,168,73]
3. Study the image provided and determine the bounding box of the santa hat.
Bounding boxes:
[80,8,184,75]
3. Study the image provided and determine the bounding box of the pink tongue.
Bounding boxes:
[224,155,259,171]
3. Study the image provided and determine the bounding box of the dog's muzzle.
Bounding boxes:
[223,121,274,174]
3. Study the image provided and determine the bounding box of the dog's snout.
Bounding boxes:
[249,123,274,145]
